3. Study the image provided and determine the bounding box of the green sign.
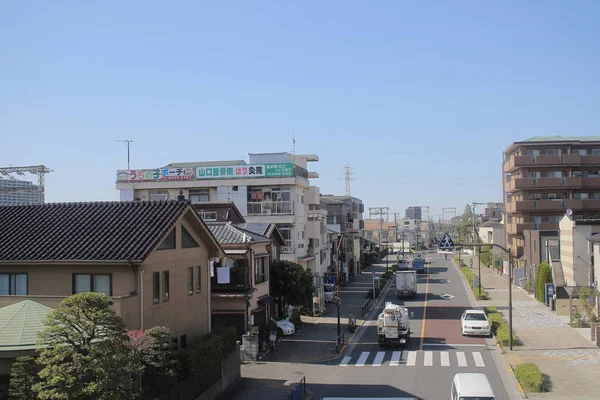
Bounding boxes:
[195,163,294,179]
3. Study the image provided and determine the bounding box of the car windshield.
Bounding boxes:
[465,313,487,321]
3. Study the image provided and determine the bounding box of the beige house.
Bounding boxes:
[0,200,224,378]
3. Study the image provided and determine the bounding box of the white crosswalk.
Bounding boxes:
[339,350,486,368]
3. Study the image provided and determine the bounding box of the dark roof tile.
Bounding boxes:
[207,222,270,244]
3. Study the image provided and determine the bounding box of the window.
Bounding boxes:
[547,171,563,178]
[530,193,542,200]
[255,257,268,284]
[153,272,160,303]
[198,211,217,221]
[0,273,27,295]
[180,335,187,349]
[182,225,200,248]
[593,149,600,155]
[574,192,590,199]
[301,195,304,204]
[547,149,561,155]
[189,189,210,202]
[157,229,176,250]
[526,149,540,156]
[162,271,170,302]
[73,274,111,296]
[148,190,169,201]
[572,149,587,155]
[195,266,201,293]
[188,267,194,295]
[527,171,540,178]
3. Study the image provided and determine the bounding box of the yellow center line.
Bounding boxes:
[419,263,430,351]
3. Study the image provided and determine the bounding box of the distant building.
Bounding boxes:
[405,206,422,221]
[0,177,42,205]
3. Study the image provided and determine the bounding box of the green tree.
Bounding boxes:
[33,293,140,400]
[270,260,315,315]
[457,204,473,242]
[9,356,38,400]
[535,262,553,302]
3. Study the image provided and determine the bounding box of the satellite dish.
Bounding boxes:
[566,209,573,216]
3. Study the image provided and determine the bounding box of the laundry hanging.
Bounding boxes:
[210,259,216,277]
[216,266,231,284]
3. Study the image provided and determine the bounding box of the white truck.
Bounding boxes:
[396,270,417,298]
[377,302,414,346]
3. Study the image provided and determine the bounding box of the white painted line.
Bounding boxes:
[422,343,487,347]
[406,351,417,366]
[440,351,450,367]
[424,351,433,366]
[372,351,385,366]
[473,351,485,367]
[339,356,351,367]
[457,352,467,367]
[390,351,402,366]
[355,351,369,366]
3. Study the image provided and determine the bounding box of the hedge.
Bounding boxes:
[514,363,546,392]
[459,267,489,300]
[182,327,237,374]
[485,307,520,347]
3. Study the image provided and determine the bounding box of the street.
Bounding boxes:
[232,254,522,400]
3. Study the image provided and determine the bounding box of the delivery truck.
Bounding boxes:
[396,270,417,298]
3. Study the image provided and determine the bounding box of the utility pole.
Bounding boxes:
[369,207,390,256]
[114,138,134,169]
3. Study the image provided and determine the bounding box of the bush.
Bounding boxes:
[514,363,546,392]
[459,267,488,299]
[473,287,489,300]
[182,327,237,375]
[484,306,497,315]
[535,262,552,303]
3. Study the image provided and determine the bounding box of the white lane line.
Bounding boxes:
[473,351,485,367]
[390,351,402,366]
[339,356,351,366]
[355,351,369,366]
[406,351,417,366]
[457,351,468,367]
[424,351,433,366]
[372,351,385,366]
[440,351,450,367]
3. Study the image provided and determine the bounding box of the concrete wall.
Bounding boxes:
[195,343,242,400]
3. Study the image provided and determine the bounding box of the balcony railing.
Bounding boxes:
[281,244,295,254]
[247,201,294,216]
[211,267,248,292]
[504,154,600,172]
[506,176,600,192]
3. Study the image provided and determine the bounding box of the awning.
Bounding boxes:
[225,249,248,255]
[257,295,274,306]
[297,255,315,262]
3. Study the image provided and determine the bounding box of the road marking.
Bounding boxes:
[422,343,487,347]
[440,293,455,299]
[457,352,467,367]
[339,356,351,367]
[355,351,369,366]
[390,351,402,366]
[407,351,417,366]
[473,352,485,367]
[419,264,431,351]
[424,351,433,366]
[372,351,385,366]
[440,351,450,366]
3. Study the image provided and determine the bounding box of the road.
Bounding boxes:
[234,254,522,400]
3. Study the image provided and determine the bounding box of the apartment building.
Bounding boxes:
[321,195,364,279]
[364,219,396,246]
[483,202,504,223]
[503,136,600,258]
[0,176,42,205]
[405,206,422,221]
[116,152,321,265]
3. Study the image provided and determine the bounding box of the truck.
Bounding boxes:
[411,256,425,273]
[377,302,414,346]
[396,270,417,298]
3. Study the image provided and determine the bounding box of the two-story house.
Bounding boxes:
[0,200,224,378]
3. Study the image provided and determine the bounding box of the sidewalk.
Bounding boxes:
[263,257,393,364]
[463,255,600,400]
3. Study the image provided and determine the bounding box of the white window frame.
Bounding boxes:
[189,189,210,203]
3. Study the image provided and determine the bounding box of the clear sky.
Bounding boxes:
[2,1,599,220]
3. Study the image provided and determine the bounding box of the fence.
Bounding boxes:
[361,299,372,318]
[153,364,221,400]
[286,376,306,400]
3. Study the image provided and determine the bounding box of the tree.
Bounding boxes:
[457,204,473,242]
[9,356,38,400]
[270,260,315,316]
[535,262,553,303]
[33,293,140,400]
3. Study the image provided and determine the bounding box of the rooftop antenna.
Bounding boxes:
[114,138,134,169]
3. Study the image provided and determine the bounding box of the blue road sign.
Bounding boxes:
[439,233,455,249]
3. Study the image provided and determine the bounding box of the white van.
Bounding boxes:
[451,373,496,400]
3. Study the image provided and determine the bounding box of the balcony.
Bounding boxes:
[506,222,559,235]
[504,155,534,172]
[281,244,295,254]
[565,199,600,211]
[505,154,600,173]
[506,200,565,213]
[247,200,294,216]
[506,178,534,192]
[211,266,248,293]
[564,176,600,189]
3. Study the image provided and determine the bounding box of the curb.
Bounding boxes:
[508,364,528,398]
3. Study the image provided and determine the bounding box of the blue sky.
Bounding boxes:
[2,0,599,220]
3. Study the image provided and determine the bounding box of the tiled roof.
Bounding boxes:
[0,201,190,262]
[236,222,270,236]
[207,222,270,244]
[164,160,246,168]
[480,221,503,228]
[0,300,53,351]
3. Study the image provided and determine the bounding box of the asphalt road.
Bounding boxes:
[317,254,517,400]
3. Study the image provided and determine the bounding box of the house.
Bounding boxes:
[206,222,283,352]
[193,201,246,223]
[477,220,506,248]
[0,200,224,377]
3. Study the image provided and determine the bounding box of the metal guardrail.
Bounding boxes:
[361,299,372,318]
[286,376,306,400]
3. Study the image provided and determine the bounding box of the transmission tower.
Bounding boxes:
[0,165,53,204]
[341,163,355,196]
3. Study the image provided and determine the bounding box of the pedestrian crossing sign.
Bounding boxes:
[439,233,454,249]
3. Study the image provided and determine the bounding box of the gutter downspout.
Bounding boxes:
[139,268,145,331]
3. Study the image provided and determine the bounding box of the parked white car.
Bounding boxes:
[461,309,491,337]
[276,318,296,336]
